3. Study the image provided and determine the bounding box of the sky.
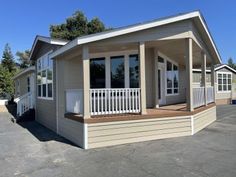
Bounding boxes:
[0,0,235,63]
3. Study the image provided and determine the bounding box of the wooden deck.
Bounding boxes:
[65,103,216,124]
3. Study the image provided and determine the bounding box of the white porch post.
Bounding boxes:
[154,48,159,108]
[125,54,130,88]
[201,52,207,106]
[105,56,111,88]
[211,63,216,103]
[185,38,194,111]
[139,42,147,114]
[82,45,91,118]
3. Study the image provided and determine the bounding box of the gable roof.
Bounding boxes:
[29,35,68,60]
[49,11,222,64]
[215,64,236,73]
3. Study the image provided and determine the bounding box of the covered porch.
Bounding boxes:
[64,38,216,119]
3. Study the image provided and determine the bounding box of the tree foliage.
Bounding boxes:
[16,49,33,69]
[1,43,16,72]
[0,65,15,98]
[0,44,17,98]
[227,57,236,70]
[50,11,107,40]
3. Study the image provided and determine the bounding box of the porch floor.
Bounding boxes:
[65,103,216,124]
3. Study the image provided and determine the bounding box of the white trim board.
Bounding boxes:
[215,64,236,73]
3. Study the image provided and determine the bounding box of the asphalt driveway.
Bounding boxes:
[0,105,236,177]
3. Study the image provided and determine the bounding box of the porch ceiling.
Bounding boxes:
[146,39,212,67]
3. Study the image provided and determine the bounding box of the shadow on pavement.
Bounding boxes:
[17,120,77,147]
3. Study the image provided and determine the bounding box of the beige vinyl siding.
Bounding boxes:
[35,44,60,132]
[93,20,192,46]
[193,106,216,134]
[87,116,192,149]
[14,73,29,97]
[57,55,85,148]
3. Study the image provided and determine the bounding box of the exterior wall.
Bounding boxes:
[93,20,191,46]
[14,71,34,97]
[35,44,59,132]
[165,66,186,105]
[193,106,216,134]
[87,116,192,149]
[57,55,85,148]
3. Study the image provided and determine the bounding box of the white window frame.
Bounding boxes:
[217,71,232,93]
[158,52,179,96]
[37,51,53,100]
[89,50,139,89]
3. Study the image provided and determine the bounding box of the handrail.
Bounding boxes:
[90,88,141,115]
[16,92,33,117]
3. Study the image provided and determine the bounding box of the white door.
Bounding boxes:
[158,63,165,105]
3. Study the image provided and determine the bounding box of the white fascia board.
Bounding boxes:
[215,64,236,73]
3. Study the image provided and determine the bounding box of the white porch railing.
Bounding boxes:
[65,89,83,114]
[90,88,141,116]
[15,92,33,117]
[193,87,205,108]
[207,86,214,104]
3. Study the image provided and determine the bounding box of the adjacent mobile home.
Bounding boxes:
[16,11,222,149]
[193,64,236,105]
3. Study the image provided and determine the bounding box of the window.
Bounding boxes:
[90,58,105,88]
[218,73,232,92]
[166,60,179,95]
[111,56,124,88]
[37,52,53,99]
[27,76,30,92]
[129,55,139,88]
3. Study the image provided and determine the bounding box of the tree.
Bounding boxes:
[1,43,16,72]
[227,57,236,70]
[50,10,107,40]
[16,50,32,69]
[0,65,15,98]
[87,17,105,34]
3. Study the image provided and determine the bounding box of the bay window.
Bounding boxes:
[218,73,232,92]
[37,52,53,99]
[166,60,179,95]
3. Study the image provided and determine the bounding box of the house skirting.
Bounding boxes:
[61,105,216,149]
[216,98,231,105]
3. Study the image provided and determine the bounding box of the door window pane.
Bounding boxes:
[166,61,172,89]
[42,84,47,97]
[129,55,139,88]
[90,58,105,88]
[111,56,124,88]
[48,83,52,97]
[38,85,41,97]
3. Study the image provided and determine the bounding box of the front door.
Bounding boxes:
[158,63,165,105]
